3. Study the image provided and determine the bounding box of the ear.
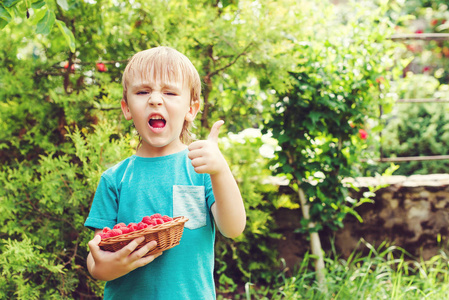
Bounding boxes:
[121,99,133,121]
[185,100,200,122]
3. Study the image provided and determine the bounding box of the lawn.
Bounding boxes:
[223,241,449,300]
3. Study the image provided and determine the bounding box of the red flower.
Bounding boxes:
[359,129,368,140]
[431,19,439,26]
[63,62,75,72]
[96,63,107,72]
[415,29,424,34]
[406,44,416,53]
[376,76,385,84]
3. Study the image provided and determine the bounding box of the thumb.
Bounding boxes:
[88,235,102,254]
[208,120,225,142]
[91,234,102,246]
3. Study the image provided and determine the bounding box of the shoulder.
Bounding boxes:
[101,156,136,180]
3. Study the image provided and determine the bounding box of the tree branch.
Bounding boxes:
[206,42,253,78]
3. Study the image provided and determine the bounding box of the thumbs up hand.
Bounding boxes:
[188,120,227,175]
[207,120,224,143]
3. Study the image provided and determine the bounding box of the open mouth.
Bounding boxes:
[148,115,166,129]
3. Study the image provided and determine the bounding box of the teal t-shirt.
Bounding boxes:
[84,149,216,300]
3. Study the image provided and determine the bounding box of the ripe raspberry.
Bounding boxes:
[102,227,111,233]
[128,223,138,232]
[109,229,122,237]
[161,215,173,222]
[99,232,110,239]
[113,223,126,229]
[146,220,157,227]
[142,216,152,224]
[121,227,132,234]
[154,218,164,225]
[137,222,148,230]
[150,213,162,220]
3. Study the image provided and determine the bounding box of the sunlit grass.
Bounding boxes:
[235,240,449,300]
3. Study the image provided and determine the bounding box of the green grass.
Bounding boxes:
[238,240,449,300]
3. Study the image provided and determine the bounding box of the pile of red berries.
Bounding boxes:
[98,214,173,239]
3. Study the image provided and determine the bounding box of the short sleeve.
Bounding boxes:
[204,174,215,210]
[84,174,119,231]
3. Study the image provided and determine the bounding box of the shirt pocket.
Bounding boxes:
[173,185,207,230]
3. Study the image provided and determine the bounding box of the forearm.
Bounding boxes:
[187,120,246,238]
[211,165,246,238]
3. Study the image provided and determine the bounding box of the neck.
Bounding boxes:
[135,143,187,158]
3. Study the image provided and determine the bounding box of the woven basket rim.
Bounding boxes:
[98,216,189,246]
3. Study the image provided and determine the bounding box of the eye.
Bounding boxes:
[136,91,149,95]
[165,91,178,96]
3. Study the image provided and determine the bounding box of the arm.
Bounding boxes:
[188,120,246,238]
[87,229,163,281]
[209,164,246,238]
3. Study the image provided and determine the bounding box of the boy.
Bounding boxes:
[85,46,246,299]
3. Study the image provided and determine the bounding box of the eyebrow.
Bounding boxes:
[130,83,182,92]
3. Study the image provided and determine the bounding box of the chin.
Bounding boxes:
[142,138,183,151]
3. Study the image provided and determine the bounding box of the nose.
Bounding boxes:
[148,92,163,106]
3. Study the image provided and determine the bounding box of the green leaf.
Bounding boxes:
[32,6,46,24]
[0,18,7,29]
[36,9,55,35]
[55,20,76,53]
[0,4,12,22]
[309,111,321,125]
[2,0,21,8]
[348,209,364,223]
[221,0,237,8]
[31,0,46,9]
[56,0,68,10]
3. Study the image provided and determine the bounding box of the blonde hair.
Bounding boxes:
[122,46,201,144]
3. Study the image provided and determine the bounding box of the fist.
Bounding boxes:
[188,120,226,174]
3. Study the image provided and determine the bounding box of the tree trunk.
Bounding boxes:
[201,75,212,132]
[298,187,325,286]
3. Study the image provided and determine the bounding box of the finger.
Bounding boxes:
[188,140,205,152]
[187,148,205,160]
[193,165,208,174]
[134,251,163,268]
[207,120,224,143]
[190,157,207,168]
[132,240,158,259]
[88,235,101,251]
[88,235,103,260]
[119,236,146,256]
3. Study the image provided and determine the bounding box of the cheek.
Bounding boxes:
[128,100,146,113]
[128,105,146,123]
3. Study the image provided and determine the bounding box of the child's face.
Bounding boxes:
[121,74,199,157]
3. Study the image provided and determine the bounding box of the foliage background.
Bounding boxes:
[367,0,449,176]
[1,0,446,298]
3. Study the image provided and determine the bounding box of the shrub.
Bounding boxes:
[374,74,449,175]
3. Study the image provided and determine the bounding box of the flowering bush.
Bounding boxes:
[399,1,449,83]
[265,0,400,233]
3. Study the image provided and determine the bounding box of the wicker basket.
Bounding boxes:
[99,216,189,257]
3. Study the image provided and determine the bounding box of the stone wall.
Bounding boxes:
[275,174,449,269]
